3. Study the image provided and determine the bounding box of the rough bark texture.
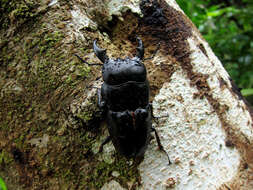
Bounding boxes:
[0,0,252,189]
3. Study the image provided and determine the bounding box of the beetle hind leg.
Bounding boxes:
[151,126,172,165]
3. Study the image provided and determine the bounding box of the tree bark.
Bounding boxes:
[0,0,252,189]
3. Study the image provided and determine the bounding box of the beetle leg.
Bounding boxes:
[98,136,112,153]
[151,126,172,165]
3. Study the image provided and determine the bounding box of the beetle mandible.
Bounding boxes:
[75,38,171,164]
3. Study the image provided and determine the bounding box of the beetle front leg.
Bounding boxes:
[151,126,172,165]
[98,136,112,153]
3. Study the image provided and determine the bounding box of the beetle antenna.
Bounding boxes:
[74,54,103,66]
[136,37,144,60]
[93,40,109,63]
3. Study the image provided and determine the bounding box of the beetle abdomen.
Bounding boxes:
[107,107,152,157]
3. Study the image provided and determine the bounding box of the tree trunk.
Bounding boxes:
[0,0,252,189]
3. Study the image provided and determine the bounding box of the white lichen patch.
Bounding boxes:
[97,140,115,164]
[138,69,240,190]
[29,134,49,148]
[67,6,97,42]
[107,0,142,20]
[48,0,58,7]
[188,36,253,144]
[101,180,127,190]
[92,124,115,164]
[70,7,97,30]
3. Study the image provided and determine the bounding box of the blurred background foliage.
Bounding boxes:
[176,0,253,103]
[0,177,7,190]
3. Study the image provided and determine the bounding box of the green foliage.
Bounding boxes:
[241,88,253,97]
[0,150,12,165]
[176,0,253,92]
[0,177,7,190]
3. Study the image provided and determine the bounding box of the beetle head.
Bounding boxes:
[94,38,147,85]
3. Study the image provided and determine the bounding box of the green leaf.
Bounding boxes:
[207,7,239,17]
[241,89,253,97]
[207,9,224,17]
[0,177,7,190]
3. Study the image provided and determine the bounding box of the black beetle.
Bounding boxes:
[75,38,171,164]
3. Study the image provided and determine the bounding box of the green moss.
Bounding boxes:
[65,75,73,84]
[0,122,9,131]
[38,31,64,55]
[0,0,39,29]
[61,169,75,181]
[0,2,115,188]
[14,134,25,149]
[14,37,20,43]
[64,60,91,87]
[76,112,93,122]
[75,65,91,78]
[80,131,98,153]
[11,3,34,18]
[19,30,65,93]
[86,157,140,189]
[0,150,13,165]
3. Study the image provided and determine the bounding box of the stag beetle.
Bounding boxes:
[75,38,171,164]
